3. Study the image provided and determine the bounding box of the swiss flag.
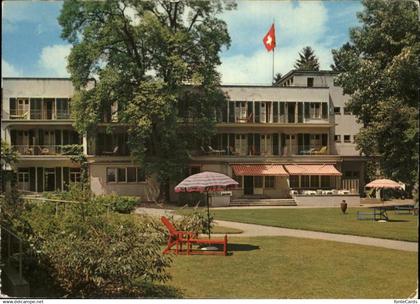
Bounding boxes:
[263,24,276,52]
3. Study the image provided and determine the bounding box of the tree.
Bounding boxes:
[332,0,420,194]
[1,140,18,193]
[58,0,236,201]
[294,46,320,71]
[273,72,282,84]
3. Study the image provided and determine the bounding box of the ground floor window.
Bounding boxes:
[254,176,263,188]
[70,168,81,183]
[107,167,146,183]
[289,176,299,188]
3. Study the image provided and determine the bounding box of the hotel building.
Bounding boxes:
[1,70,366,205]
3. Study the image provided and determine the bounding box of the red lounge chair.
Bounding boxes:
[161,216,228,256]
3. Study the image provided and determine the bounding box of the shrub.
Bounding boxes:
[18,202,178,298]
[94,194,139,214]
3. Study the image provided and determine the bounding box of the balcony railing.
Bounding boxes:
[13,145,81,156]
[194,144,330,157]
[8,109,71,120]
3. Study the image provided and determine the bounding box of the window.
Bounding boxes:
[321,176,330,188]
[254,176,263,188]
[289,176,299,188]
[334,107,341,115]
[127,167,137,182]
[70,168,81,183]
[265,176,275,188]
[310,176,319,188]
[344,106,352,115]
[107,168,117,182]
[344,171,359,179]
[305,102,321,119]
[307,77,314,87]
[117,168,127,182]
[344,135,351,143]
[334,135,341,142]
[108,167,145,183]
[301,176,310,188]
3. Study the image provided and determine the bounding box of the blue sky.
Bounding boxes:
[2,0,363,84]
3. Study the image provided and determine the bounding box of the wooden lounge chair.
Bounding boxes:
[161,216,228,256]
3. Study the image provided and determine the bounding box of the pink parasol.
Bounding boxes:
[175,171,238,193]
[175,171,238,238]
[365,179,403,189]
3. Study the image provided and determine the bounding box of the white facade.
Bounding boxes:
[1,71,365,199]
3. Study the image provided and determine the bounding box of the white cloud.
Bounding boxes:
[38,44,72,77]
[218,1,334,84]
[2,59,22,77]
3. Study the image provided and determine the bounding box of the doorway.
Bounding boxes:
[244,176,254,195]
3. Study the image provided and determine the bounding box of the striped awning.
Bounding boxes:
[231,164,288,176]
[284,164,342,176]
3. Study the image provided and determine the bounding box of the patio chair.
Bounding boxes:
[207,145,226,154]
[161,216,228,256]
[312,146,327,155]
[102,146,119,155]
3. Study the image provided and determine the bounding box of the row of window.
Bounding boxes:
[106,167,146,183]
[334,134,356,143]
[333,106,352,115]
[234,176,275,189]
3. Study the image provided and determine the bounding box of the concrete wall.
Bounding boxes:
[221,86,330,103]
[89,163,148,197]
[2,78,75,120]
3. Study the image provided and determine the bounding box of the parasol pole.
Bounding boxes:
[206,190,211,239]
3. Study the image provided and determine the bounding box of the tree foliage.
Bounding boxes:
[58,0,235,200]
[332,0,419,191]
[1,140,18,168]
[4,183,179,298]
[294,46,320,71]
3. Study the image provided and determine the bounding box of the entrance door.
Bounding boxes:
[244,176,254,195]
[44,168,56,191]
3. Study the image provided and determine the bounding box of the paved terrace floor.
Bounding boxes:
[134,207,418,252]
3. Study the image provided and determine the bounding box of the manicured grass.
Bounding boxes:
[178,208,418,242]
[169,236,418,298]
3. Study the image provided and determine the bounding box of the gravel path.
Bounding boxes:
[134,207,418,252]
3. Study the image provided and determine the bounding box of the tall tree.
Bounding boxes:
[294,46,320,71]
[58,0,235,201]
[332,0,420,193]
[273,72,282,84]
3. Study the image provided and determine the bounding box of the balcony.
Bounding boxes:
[195,144,331,158]
[13,145,82,156]
[8,109,71,120]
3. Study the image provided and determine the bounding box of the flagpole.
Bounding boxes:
[272,46,275,84]
[272,19,275,84]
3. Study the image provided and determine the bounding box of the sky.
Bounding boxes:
[2,0,363,85]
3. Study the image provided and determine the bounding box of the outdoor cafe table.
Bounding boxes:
[361,201,415,221]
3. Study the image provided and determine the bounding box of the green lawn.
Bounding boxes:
[169,236,418,298]
[178,208,418,242]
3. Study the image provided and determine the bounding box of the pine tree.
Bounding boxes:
[294,46,320,71]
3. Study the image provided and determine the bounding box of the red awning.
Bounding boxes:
[284,164,342,176]
[231,164,288,176]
